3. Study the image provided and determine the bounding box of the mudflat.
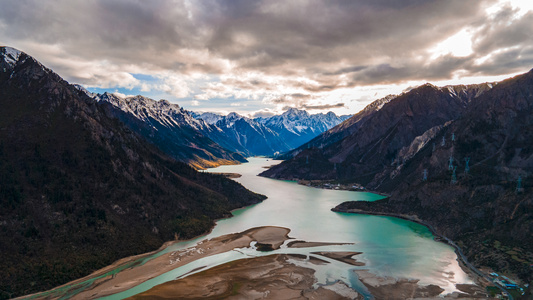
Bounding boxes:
[19,226,290,300]
[129,254,360,300]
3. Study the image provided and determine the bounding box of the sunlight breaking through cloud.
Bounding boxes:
[1,0,531,116]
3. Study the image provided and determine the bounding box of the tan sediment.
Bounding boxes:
[22,224,491,300]
[287,240,353,248]
[15,240,178,300]
[25,226,290,300]
[353,270,445,299]
[129,254,361,300]
[312,251,365,266]
[353,269,490,299]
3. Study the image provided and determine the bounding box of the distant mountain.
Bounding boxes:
[89,92,246,169]
[261,73,533,283]
[0,46,265,298]
[257,108,351,149]
[262,82,491,180]
[192,111,224,125]
[213,112,290,156]
[193,108,351,156]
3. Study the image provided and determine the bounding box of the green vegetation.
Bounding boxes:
[486,286,500,297]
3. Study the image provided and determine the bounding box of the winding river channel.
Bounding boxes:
[100,157,474,299]
[28,157,475,299]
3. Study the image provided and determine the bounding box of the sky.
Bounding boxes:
[1,0,532,117]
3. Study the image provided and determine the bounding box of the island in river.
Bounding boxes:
[18,226,490,300]
[18,158,498,299]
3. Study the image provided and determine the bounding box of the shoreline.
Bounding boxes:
[19,158,498,300]
[16,194,267,300]
[271,177,391,197]
[331,206,513,298]
[18,226,292,300]
[209,172,242,178]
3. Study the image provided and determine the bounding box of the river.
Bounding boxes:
[100,157,473,299]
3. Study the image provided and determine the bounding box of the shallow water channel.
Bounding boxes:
[100,157,472,299]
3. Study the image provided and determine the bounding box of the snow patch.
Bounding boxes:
[2,47,22,67]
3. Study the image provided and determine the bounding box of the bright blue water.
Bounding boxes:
[102,157,472,299]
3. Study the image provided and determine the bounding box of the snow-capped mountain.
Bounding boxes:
[191,111,224,125]
[191,108,351,156]
[213,113,291,156]
[257,108,351,149]
[77,90,350,159]
[92,92,247,168]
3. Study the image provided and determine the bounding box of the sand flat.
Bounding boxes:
[128,254,360,300]
[312,251,365,266]
[20,226,290,300]
[287,240,353,248]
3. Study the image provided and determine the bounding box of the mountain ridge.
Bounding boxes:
[193,108,351,156]
[260,70,533,283]
[91,92,247,169]
[0,46,265,298]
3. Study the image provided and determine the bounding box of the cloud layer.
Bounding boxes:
[1,0,532,115]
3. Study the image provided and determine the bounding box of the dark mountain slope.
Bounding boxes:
[262,83,491,181]
[333,70,533,283]
[0,47,265,298]
[94,93,247,169]
[273,95,398,162]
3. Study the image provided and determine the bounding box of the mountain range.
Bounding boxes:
[193,108,351,157]
[73,90,349,168]
[0,46,265,298]
[4,44,531,296]
[261,72,533,283]
[89,91,248,169]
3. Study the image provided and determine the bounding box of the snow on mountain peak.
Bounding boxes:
[226,112,243,121]
[1,46,22,68]
[282,108,309,120]
[72,84,95,98]
[195,112,223,125]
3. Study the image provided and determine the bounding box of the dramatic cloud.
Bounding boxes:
[302,103,345,110]
[1,0,531,115]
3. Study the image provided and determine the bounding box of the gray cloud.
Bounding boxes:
[302,103,345,110]
[269,93,313,104]
[251,110,276,118]
[1,0,531,114]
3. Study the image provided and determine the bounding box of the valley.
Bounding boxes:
[18,159,491,300]
[2,44,532,300]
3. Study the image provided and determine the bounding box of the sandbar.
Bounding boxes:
[312,251,365,266]
[287,240,353,248]
[129,254,361,300]
[19,226,290,300]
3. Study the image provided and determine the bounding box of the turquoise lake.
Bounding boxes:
[102,157,473,299]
